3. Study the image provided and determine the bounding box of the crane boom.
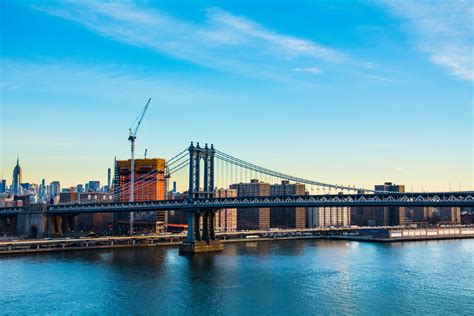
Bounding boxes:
[134,98,151,136]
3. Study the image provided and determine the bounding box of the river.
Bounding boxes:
[1,239,473,315]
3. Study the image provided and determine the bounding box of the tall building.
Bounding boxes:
[214,188,238,232]
[270,180,306,229]
[374,182,405,226]
[0,179,6,194]
[11,157,22,195]
[230,179,270,230]
[114,158,167,233]
[77,184,84,193]
[107,168,111,192]
[49,181,61,197]
[39,179,46,199]
[88,181,101,192]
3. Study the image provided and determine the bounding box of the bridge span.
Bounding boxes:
[1,142,473,253]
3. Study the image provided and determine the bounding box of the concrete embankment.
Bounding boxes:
[1,227,473,255]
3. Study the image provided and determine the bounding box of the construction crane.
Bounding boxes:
[128,97,151,235]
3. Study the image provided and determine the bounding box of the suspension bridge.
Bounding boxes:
[1,141,473,253]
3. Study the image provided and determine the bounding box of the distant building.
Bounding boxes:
[49,181,61,197]
[461,208,473,225]
[230,179,270,230]
[114,158,167,234]
[308,207,350,227]
[374,182,405,226]
[430,207,461,225]
[107,168,111,192]
[11,157,22,195]
[270,180,306,229]
[350,206,377,226]
[215,188,238,232]
[0,179,6,194]
[39,179,46,198]
[77,184,84,193]
[88,181,100,192]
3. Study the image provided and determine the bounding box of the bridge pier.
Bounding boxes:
[179,142,223,254]
[180,209,223,254]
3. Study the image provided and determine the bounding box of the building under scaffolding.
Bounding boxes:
[114,158,167,234]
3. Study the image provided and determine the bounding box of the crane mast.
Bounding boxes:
[128,98,151,235]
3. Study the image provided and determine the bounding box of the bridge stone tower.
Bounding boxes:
[180,142,223,253]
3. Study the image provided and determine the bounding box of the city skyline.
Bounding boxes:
[1,0,473,190]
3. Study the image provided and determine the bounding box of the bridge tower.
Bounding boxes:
[180,142,223,253]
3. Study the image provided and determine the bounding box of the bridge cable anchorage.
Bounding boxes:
[214,150,386,193]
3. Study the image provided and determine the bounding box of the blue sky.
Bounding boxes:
[1,0,473,191]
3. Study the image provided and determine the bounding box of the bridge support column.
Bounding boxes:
[209,210,216,240]
[194,212,201,241]
[179,142,222,254]
[186,211,195,243]
[202,211,209,242]
[180,209,223,254]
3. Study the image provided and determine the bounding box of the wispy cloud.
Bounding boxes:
[382,0,473,81]
[31,2,350,80]
[292,67,323,75]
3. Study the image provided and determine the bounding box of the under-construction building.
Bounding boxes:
[114,158,167,234]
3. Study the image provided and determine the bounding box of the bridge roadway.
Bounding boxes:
[0,191,473,217]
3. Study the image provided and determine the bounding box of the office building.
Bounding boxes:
[0,179,6,194]
[270,180,306,229]
[107,168,111,192]
[11,157,22,195]
[214,188,238,232]
[114,158,167,233]
[88,181,100,192]
[230,179,270,230]
[49,181,61,197]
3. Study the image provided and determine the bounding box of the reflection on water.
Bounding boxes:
[1,239,473,315]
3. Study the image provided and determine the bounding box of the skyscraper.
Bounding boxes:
[107,168,111,192]
[0,179,6,194]
[39,179,46,198]
[49,181,61,197]
[88,181,101,192]
[11,156,22,195]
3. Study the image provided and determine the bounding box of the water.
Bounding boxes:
[1,239,473,315]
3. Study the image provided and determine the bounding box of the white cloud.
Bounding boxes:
[292,67,323,75]
[32,2,347,80]
[382,0,473,81]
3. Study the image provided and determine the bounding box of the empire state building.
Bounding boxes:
[12,156,22,195]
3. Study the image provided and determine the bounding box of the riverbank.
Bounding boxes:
[1,226,474,255]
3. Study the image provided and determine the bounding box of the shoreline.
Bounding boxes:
[1,233,473,255]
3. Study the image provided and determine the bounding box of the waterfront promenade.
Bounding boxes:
[2,226,473,255]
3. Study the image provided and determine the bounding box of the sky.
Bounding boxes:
[0,0,473,191]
